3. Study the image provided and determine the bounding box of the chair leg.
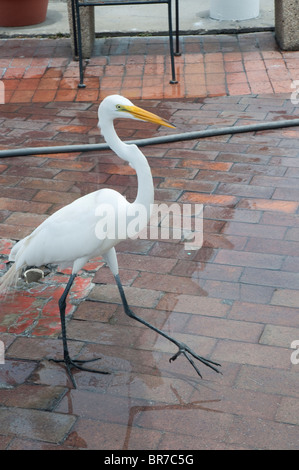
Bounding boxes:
[174,0,181,56]
[71,0,78,57]
[75,0,86,88]
[168,0,178,84]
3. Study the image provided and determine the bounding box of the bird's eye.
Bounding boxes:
[116,105,122,110]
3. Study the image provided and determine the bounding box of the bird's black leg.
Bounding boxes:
[114,274,222,378]
[51,273,109,388]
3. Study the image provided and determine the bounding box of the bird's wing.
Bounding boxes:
[12,188,129,271]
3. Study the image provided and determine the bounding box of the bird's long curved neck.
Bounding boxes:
[100,118,154,213]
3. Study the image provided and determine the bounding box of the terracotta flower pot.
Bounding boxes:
[0,0,49,27]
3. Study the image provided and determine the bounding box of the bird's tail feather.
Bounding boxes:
[0,263,20,296]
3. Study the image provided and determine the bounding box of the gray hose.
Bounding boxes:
[0,118,299,158]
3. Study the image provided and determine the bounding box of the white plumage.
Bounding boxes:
[10,188,123,273]
[0,95,221,387]
[3,95,161,281]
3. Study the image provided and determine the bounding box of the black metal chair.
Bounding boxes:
[71,0,180,88]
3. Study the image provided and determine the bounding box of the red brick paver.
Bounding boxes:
[0,32,299,450]
[0,33,298,102]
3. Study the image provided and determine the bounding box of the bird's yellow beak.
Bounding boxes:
[120,105,176,129]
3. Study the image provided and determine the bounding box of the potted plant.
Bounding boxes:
[0,0,49,27]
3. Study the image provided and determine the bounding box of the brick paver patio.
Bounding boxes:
[0,32,298,102]
[0,32,299,450]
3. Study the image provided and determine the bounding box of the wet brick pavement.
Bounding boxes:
[0,32,298,102]
[0,32,299,450]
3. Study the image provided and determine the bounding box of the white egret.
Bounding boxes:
[0,95,221,387]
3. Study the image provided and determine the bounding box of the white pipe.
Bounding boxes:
[210,0,260,21]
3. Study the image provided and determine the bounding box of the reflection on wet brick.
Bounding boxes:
[0,408,76,444]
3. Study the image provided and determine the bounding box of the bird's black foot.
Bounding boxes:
[50,356,109,388]
[114,274,222,380]
[169,343,222,378]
